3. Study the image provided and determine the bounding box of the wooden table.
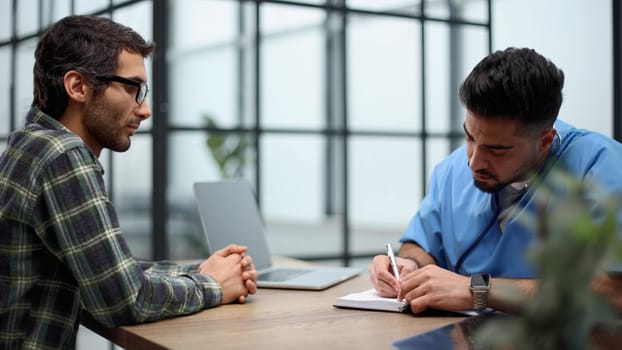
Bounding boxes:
[82,261,464,349]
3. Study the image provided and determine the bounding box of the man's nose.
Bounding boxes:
[468,146,487,171]
[136,100,152,120]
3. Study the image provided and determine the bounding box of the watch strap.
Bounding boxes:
[471,288,488,310]
[470,273,491,310]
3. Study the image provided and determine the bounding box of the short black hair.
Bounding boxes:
[459,47,564,129]
[32,15,155,119]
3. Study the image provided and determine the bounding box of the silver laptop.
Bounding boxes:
[193,180,360,290]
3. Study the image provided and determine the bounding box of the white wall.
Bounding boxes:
[492,0,613,136]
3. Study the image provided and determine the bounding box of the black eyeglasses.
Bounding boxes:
[96,75,149,105]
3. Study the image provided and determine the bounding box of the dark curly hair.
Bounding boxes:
[32,15,155,119]
[459,47,564,131]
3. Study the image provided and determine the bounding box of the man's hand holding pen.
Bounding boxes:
[368,244,418,299]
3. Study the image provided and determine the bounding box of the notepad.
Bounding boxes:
[334,288,408,312]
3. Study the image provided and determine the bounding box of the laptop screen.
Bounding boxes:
[193,180,273,270]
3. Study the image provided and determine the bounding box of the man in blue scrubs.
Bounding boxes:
[369,47,622,314]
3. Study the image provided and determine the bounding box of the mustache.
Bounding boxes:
[474,169,495,178]
[468,161,497,180]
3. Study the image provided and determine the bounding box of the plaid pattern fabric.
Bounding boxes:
[0,108,222,349]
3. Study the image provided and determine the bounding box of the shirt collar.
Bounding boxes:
[26,107,68,132]
[25,107,105,174]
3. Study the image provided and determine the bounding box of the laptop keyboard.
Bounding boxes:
[259,268,311,282]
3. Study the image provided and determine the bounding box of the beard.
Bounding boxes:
[473,179,507,193]
[472,168,532,193]
[84,96,132,153]
[470,168,506,193]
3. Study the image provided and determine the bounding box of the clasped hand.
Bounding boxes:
[369,255,472,313]
[198,244,258,304]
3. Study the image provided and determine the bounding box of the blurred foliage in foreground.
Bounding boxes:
[475,169,622,350]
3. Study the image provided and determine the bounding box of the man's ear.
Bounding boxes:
[63,70,90,103]
[539,127,557,150]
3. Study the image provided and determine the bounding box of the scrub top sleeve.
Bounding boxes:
[399,165,447,267]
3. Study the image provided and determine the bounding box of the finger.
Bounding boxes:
[368,265,380,287]
[246,262,256,272]
[378,269,400,292]
[214,244,248,257]
[368,273,377,288]
[369,257,393,283]
[245,279,258,294]
[238,295,247,304]
[368,263,376,278]
[243,269,258,282]
[372,261,397,288]
[241,255,254,269]
[375,279,399,298]
[402,280,427,304]
[223,253,243,265]
[407,295,429,314]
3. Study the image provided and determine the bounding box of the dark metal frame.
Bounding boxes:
[152,0,169,260]
[0,0,493,265]
[614,0,622,142]
[176,0,493,265]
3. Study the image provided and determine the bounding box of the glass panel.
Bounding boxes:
[241,2,257,129]
[113,2,153,42]
[349,136,422,254]
[42,0,71,27]
[0,1,12,41]
[285,0,327,5]
[493,1,611,136]
[112,136,153,260]
[168,197,208,260]
[347,0,421,16]
[168,131,256,260]
[260,3,324,36]
[425,23,451,134]
[17,0,39,36]
[426,137,454,184]
[171,0,237,51]
[457,27,489,84]
[15,39,37,123]
[348,15,421,132]
[169,131,255,193]
[261,4,325,129]
[169,0,239,128]
[0,47,10,135]
[75,0,109,15]
[426,0,488,23]
[455,25,489,137]
[260,134,340,258]
[426,23,488,135]
[169,49,238,128]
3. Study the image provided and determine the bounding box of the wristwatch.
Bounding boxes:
[469,273,491,310]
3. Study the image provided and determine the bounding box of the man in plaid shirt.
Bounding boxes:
[0,15,258,349]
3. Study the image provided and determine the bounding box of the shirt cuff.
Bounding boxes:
[185,273,223,308]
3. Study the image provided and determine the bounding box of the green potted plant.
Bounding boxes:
[474,169,622,349]
[203,114,249,178]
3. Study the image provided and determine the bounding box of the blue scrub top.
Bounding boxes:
[400,120,622,278]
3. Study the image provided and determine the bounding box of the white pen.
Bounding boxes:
[385,242,400,280]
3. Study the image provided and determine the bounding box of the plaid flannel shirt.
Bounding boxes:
[0,108,222,349]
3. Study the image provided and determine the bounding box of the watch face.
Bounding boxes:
[471,274,489,288]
